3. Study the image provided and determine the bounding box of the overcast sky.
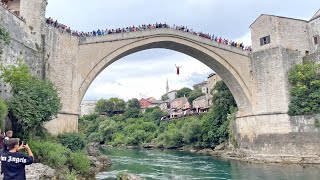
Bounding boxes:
[46,0,319,101]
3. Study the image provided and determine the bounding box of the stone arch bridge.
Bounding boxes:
[44,27,315,158]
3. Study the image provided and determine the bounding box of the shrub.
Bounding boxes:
[68,151,90,173]
[58,133,86,152]
[29,140,69,168]
[288,62,320,116]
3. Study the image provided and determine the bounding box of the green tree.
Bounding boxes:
[202,81,237,147]
[127,98,140,109]
[95,97,126,116]
[0,62,33,93]
[0,63,61,138]
[95,98,108,114]
[288,62,320,115]
[187,88,205,104]
[123,108,141,118]
[109,97,126,115]
[176,87,192,98]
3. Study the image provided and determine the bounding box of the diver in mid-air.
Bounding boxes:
[175,64,182,75]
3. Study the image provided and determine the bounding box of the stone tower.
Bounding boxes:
[166,79,169,93]
[20,0,47,42]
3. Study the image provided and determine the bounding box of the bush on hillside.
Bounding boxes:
[68,151,90,173]
[58,133,86,152]
[29,140,69,168]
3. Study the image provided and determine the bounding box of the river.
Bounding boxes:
[96,147,320,180]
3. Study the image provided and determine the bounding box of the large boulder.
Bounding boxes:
[118,172,142,180]
[25,163,56,180]
[214,143,226,151]
[197,148,215,155]
[88,155,112,171]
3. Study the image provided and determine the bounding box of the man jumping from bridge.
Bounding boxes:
[175,64,182,75]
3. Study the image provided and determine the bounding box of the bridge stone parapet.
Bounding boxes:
[80,28,249,56]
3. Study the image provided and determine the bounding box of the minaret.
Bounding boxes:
[166,79,169,94]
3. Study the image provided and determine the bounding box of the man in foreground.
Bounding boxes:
[0,138,34,180]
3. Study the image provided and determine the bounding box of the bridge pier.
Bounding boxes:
[235,113,320,162]
[44,113,78,135]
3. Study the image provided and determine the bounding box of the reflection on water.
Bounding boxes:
[96,148,320,180]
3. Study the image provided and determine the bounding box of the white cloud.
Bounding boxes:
[234,31,252,46]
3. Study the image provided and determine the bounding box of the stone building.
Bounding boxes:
[80,100,97,116]
[192,73,221,112]
[170,97,190,110]
[207,73,221,93]
[139,97,162,113]
[250,9,320,56]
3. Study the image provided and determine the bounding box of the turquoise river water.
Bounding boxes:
[96,148,320,180]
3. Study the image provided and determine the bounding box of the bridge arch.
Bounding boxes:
[77,29,253,116]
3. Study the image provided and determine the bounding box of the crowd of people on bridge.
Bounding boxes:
[46,17,252,51]
[0,1,25,22]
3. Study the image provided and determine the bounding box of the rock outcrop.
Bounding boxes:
[25,163,56,180]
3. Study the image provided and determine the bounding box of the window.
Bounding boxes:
[314,36,319,45]
[260,35,271,46]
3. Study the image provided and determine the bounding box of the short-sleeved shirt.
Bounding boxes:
[0,152,33,180]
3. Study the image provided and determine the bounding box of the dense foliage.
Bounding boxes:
[81,81,237,148]
[0,63,61,138]
[95,97,126,116]
[58,133,86,152]
[176,87,192,98]
[187,88,205,104]
[288,62,320,116]
[126,98,140,109]
[29,139,90,175]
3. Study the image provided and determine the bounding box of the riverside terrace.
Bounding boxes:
[45,18,252,51]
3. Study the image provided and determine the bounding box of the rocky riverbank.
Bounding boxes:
[13,144,112,180]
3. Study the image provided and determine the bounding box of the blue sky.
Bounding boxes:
[46,0,319,100]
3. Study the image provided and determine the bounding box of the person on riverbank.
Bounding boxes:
[3,130,13,153]
[0,138,34,180]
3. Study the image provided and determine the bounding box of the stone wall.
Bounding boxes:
[6,0,20,12]
[42,25,80,134]
[303,51,320,63]
[251,15,310,55]
[0,5,43,99]
[308,16,320,53]
[237,46,320,159]
[20,0,47,43]
[237,114,320,157]
[80,100,97,116]
[249,47,302,115]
